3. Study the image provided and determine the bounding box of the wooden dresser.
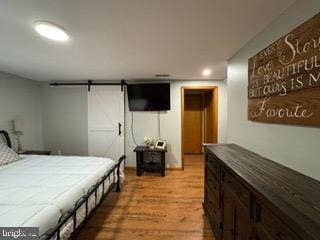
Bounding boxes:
[204,144,320,240]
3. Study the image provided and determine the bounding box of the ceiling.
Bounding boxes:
[0,0,295,81]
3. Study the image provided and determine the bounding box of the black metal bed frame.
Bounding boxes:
[41,155,126,240]
[0,130,125,240]
[0,130,12,148]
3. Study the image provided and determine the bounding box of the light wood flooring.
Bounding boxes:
[76,154,214,240]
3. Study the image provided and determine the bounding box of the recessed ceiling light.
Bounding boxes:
[34,21,69,42]
[202,68,212,77]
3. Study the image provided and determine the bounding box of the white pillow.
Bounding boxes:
[0,142,20,166]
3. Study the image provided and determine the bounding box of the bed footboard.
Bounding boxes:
[41,155,126,240]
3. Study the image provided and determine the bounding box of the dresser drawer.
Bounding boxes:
[206,166,220,196]
[206,183,220,222]
[206,154,220,180]
[222,170,251,209]
[254,202,301,240]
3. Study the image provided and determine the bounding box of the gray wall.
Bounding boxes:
[0,74,88,155]
[41,85,88,156]
[227,0,320,180]
[0,71,43,150]
[40,80,228,164]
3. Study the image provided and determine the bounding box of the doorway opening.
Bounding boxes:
[181,86,218,169]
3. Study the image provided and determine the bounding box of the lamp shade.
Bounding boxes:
[12,119,24,133]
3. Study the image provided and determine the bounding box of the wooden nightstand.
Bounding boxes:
[21,150,51,155]
[134,146,167,177]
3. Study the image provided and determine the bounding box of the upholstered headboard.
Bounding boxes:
[0,130,12,148]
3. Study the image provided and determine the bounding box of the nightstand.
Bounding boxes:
[21,150,51,155]
[134,146,167,177]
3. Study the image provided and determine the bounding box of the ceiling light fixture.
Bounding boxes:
[202,68,212,77]
[34,21,70,42]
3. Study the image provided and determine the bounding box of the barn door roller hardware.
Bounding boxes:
[50,80,127,92]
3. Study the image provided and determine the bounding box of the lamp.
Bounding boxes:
[12,119,24,152]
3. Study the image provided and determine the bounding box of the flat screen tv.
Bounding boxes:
[127,83,171,111]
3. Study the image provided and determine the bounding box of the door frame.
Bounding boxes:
[181,86,218,170]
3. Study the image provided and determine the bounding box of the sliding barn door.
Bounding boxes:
[88,86,124,161]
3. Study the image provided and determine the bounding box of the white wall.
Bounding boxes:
[227,0,320,180]
[0,71,43,150]
[41,85,88,156]
[125,80,228,168]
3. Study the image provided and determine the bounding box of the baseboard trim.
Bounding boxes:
[125,166,183,171]
[167,167,183,171]
[125,167,135,170]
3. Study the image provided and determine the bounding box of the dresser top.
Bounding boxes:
[205,144,320,240]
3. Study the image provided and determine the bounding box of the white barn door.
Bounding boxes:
[88,86,124,161]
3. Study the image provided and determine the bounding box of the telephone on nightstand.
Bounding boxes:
[155,139,166,149]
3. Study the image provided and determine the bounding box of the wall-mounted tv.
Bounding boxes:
[127,83,171,111]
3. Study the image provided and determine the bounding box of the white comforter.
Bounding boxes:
[0,155,118,237]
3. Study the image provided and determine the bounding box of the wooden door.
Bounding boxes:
[203,91,214,143]
[183,94,202,154]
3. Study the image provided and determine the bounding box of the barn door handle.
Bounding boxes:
[118,123,122,136]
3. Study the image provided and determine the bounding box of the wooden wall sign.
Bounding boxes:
[248,12,320,126]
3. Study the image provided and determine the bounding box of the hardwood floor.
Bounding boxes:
[76,154,214,240]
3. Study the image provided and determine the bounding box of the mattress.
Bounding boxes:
[0,155,121,239]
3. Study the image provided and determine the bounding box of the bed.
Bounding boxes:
[0,130,125,240]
